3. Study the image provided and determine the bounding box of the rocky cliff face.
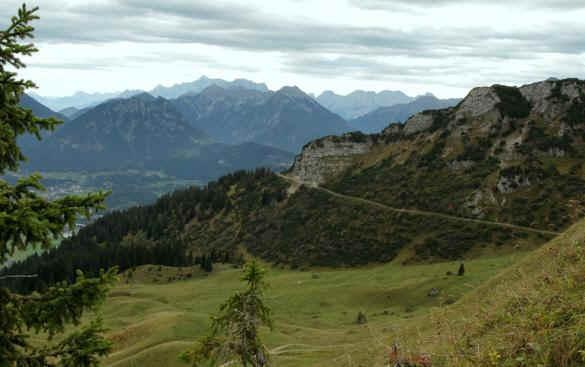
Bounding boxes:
[287,132,375,184]
[286,79,585,211]
[455,87,501,119]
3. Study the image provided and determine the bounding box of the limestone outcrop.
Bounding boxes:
[287,132,374,184]
[455,87,501,119]
[286,78,585,189]
[403,113,434,135]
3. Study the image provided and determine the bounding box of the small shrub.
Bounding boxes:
[458,263,465,276]
[443,296,456,305]
[356,311,368,324]
[492,85,532,118]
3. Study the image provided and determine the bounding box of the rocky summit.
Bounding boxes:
[289,78,585,234]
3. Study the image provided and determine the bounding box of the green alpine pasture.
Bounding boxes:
[96,250,531,367]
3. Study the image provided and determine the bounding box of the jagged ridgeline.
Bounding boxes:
[4,79,584,292]
[292,78,585,232]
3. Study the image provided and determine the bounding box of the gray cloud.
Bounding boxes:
[8,1,580,58]
[351,0,585,11]
[2,1,582,59]
[26,49,261,74]
[27,61,114,71]
[1,0,584,96]
[283,52,585,92]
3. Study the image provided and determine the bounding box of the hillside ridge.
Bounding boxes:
[289,78,585,234]
[277,174,559,236]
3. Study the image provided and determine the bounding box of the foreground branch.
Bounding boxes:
[0,274,38,280]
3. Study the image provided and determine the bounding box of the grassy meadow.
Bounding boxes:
[93,251,534,367]
[377,218,585,366]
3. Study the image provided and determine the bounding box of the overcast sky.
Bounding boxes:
[2,0,585,98]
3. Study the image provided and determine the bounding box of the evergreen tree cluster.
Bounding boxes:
[3,232,190,293]
[1,168,286,293]
[195,249,234,273]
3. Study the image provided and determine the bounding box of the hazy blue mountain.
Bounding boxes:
[31,90,143,111]
[316,89,415,119]
[58,107,80,118]
[172,85,351,153]
[171,86,272,138]
[17,94,68,149]
[150,76,269,99]
[32,76,268,110]
[348,95,461,133]
[22,93,294,179]
[59,106,93,120]
[20,93,67,120]
[254,87,351,152]
[24,93,210,171]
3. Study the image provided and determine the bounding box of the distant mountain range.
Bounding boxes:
[150,76,269,99]
[172,85,351,153]
[21,84,460,167]
[16,81,463,212]
[348,95,462,133]
[31,89,142,111]
[33,76,269,111]
[33,76,462,124]
[316,90,415,120]
[58,106,92,120]
[21,93,294,179]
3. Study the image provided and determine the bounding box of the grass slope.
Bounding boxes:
[366,217,585,366]
[86,251,532,367]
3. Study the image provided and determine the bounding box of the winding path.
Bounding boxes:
[277,174,560,237]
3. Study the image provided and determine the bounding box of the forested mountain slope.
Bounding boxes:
[3,166,551,293]
[23,93,210,171]
[6,78,584,292]
[20,93,294,179]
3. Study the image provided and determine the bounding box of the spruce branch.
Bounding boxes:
[0,274,38,280]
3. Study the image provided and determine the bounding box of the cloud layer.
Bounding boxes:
[1,0,584,97]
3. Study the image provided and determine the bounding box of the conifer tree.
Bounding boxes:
[181,262,273,366]
[0,5,116,366]
[458,263,465,276]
